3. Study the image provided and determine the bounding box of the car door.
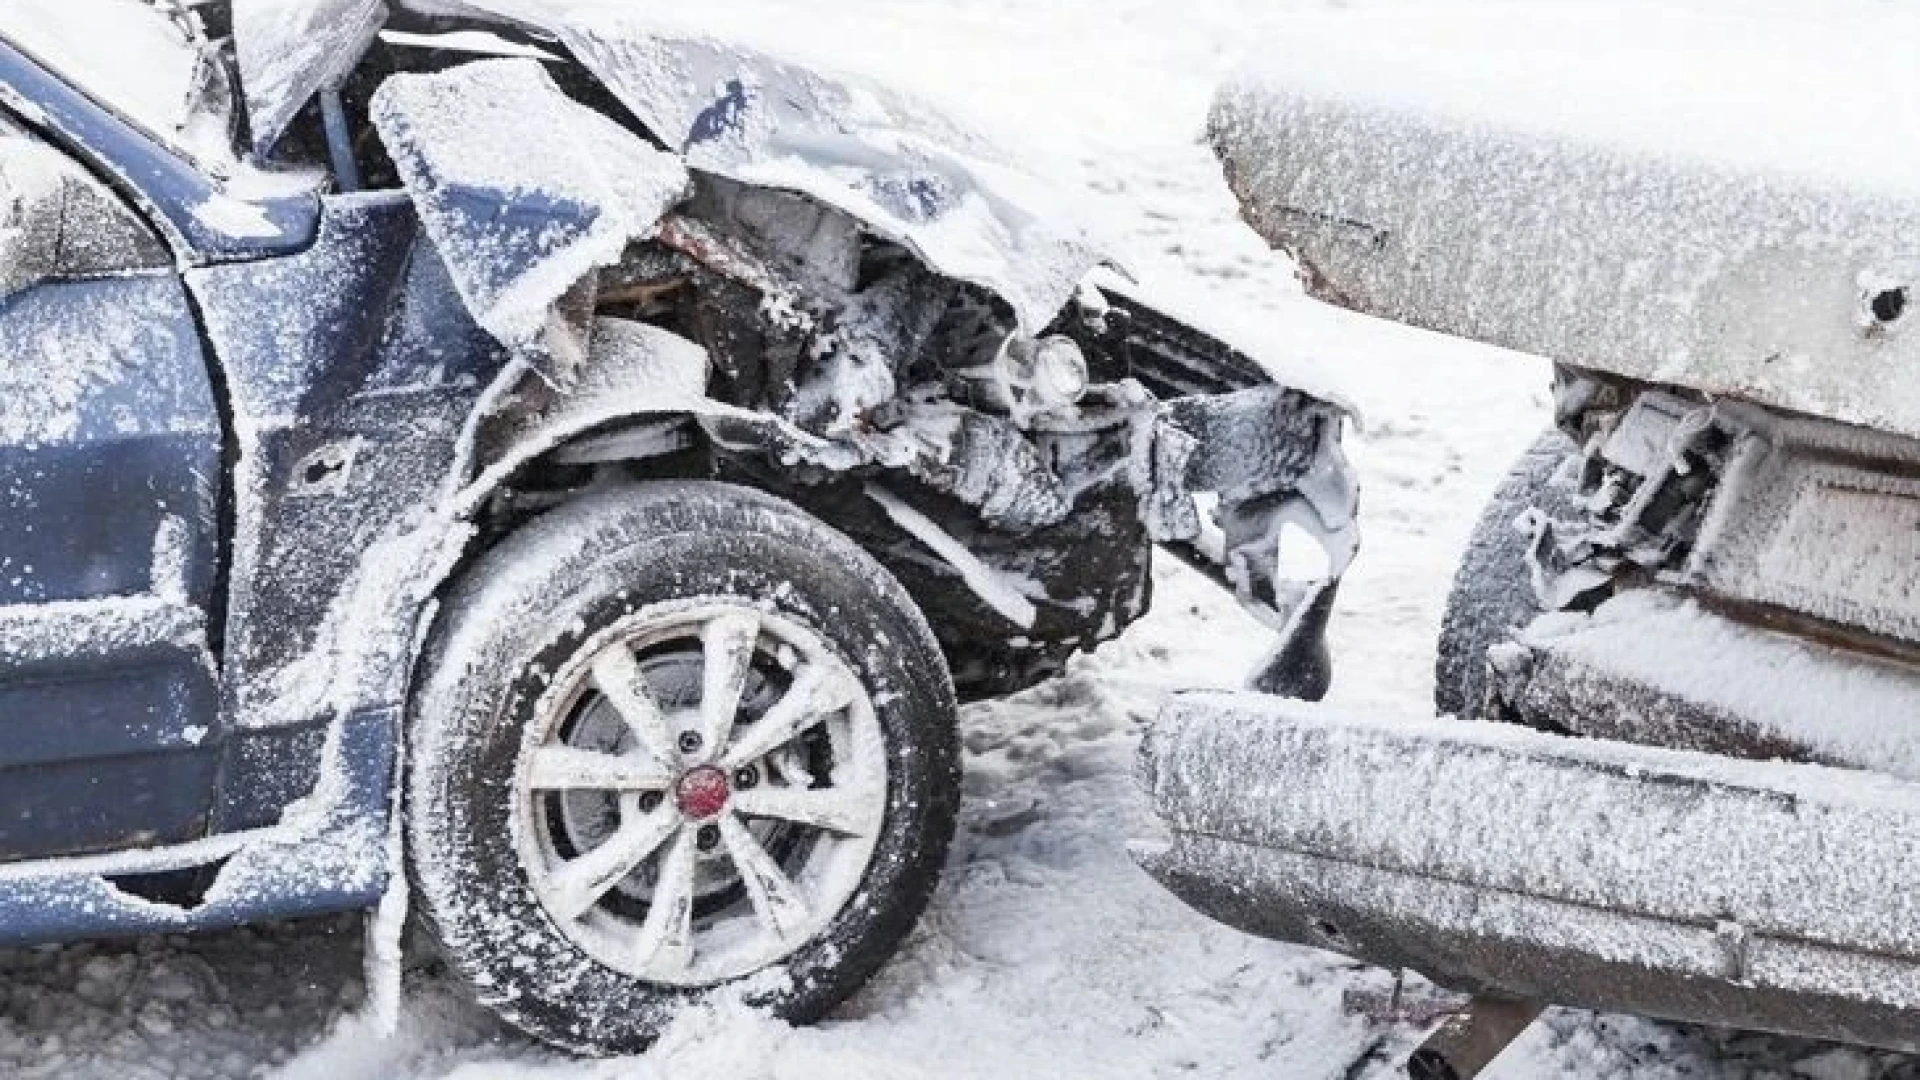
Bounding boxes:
[0,119,224,859]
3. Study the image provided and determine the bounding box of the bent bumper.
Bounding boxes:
[1134,694,1920,1051]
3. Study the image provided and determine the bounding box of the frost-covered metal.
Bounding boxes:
[1137,696,1920,1050]
[231,0,1107,333]
[1138,8,1920,1065]
[1210,7,1920,440]
[369,58,690,352]
[0,0,1359,1013]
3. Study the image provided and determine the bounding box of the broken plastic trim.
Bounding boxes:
[865,484,1038,630]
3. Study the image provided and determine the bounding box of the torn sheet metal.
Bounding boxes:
[460,317,859,512]
[232,0,387,155]
[369,58,691,352]
[1152,387,1358,640]
[540,13,1107,333]
[231,0,1108,331]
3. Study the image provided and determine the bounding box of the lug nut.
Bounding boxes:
[696,824,721,851]
[677,731,703,755]
[733,767,759,790]
[638,792,663,813]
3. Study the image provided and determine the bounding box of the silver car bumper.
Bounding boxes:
[1134,693,1920,1052]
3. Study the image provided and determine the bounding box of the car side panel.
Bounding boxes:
[186,193,511,832]
[0,278,220,604]
[0,274,223,857]
[0,40,320,263]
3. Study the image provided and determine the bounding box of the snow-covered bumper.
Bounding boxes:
[1134,694,1920,1051]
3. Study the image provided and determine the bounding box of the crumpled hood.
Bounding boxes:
[231,0,1107,330]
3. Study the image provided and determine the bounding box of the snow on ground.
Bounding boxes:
[9,0,1919,1076]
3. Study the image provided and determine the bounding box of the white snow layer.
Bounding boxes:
[233,0,388,154]
[11,1,1913,1079]
[230,0,1113,333]
[1148,693,1920,968]
[8,0,205,150]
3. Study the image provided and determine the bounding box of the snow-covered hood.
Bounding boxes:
[231,0,1106,330]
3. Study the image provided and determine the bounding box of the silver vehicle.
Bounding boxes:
[1137,10,1920,1078]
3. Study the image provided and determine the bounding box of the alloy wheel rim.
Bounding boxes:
[513,600,888,987]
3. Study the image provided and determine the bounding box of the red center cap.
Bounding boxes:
[674,766,731,820]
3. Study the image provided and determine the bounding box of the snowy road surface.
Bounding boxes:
[11,0,1920,1076]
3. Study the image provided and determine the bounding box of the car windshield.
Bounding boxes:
[4,0,238,171]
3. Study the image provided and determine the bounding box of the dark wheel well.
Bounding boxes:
[1434,430,1582,721]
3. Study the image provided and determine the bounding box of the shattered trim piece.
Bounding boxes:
[865,484,1039,630]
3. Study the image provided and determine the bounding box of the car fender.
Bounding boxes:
[452,317,858,519]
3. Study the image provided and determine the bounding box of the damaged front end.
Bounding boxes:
[309,14,1359,701]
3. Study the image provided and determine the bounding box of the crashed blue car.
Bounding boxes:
[0,0,1355,1053]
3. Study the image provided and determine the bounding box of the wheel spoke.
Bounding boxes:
[590,649,679,768]
[695,611,760,759]
[719,813,812,946]
[625,827,698,978]
[527,747,672,792]
[720,663,855,769]
[731,783,881,837]
[545,802,680,922]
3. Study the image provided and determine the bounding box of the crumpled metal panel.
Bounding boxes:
[230,0,1105,331]
[232,0,387,155]
[368,58,690,349]
[535,13,1106,332]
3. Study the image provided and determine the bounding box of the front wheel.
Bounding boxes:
[406,482,960,1053]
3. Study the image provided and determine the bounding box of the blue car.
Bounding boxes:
[0,0,1355,1053]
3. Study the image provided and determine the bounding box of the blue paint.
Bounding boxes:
[0,707,397,947]
[0,41,319,263]
[0,46,419,923]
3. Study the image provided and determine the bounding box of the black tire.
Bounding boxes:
[1433,431,1582,721]
[406,481,960,1054]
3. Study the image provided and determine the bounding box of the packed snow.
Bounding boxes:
[13,0,1920,1077]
